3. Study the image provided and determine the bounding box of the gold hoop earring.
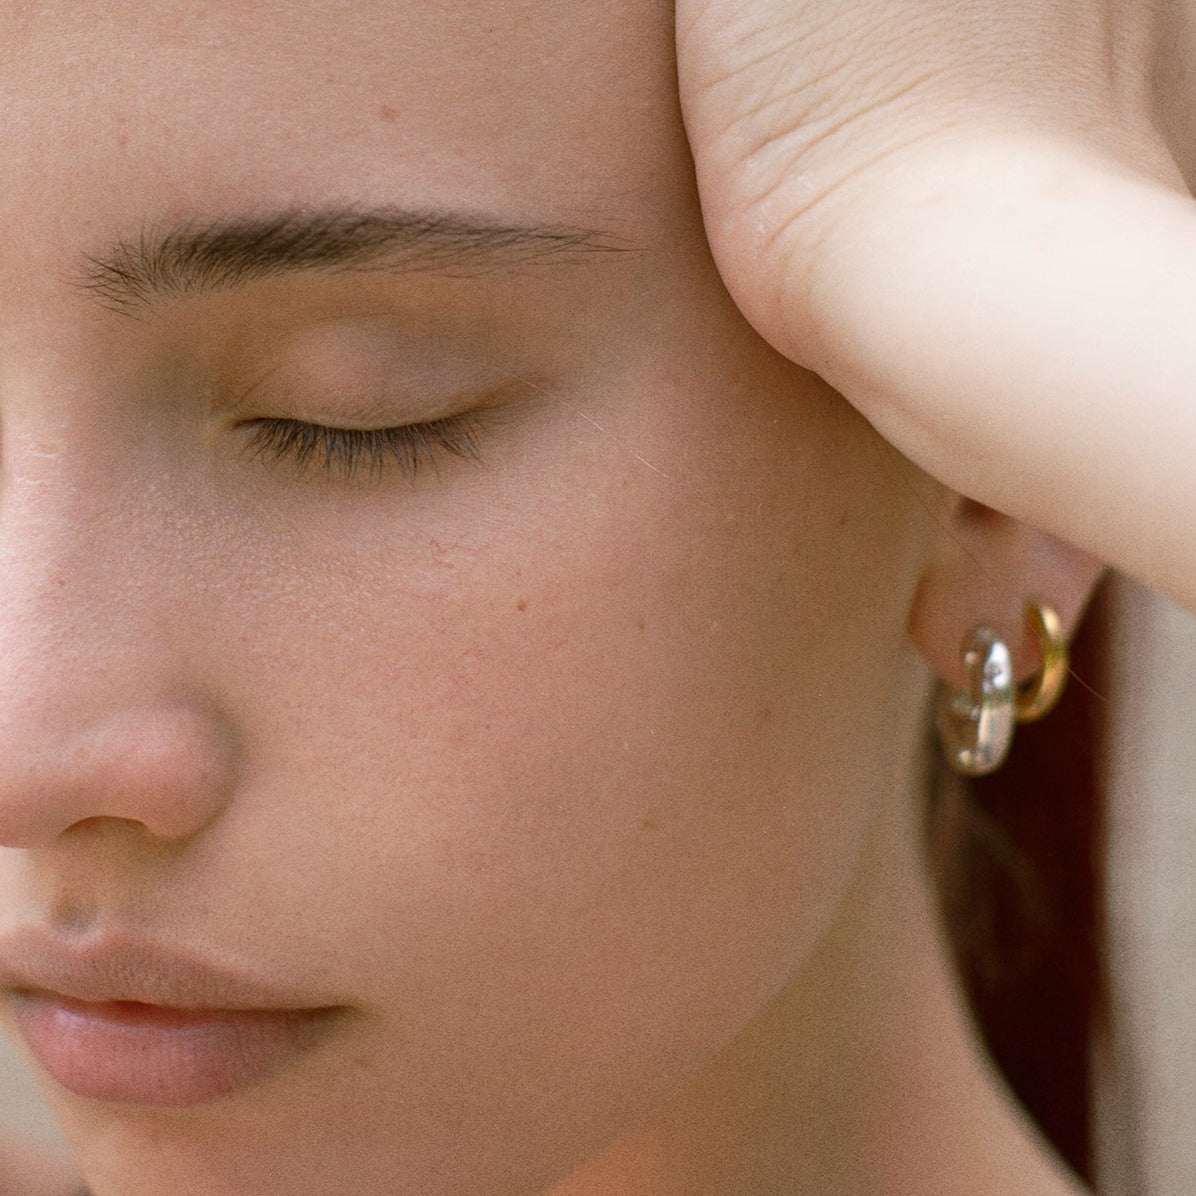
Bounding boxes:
[1015,601,1068,723]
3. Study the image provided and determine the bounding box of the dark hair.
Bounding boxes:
[925,579,1111,1185]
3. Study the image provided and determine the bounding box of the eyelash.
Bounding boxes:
[241,412,485,483]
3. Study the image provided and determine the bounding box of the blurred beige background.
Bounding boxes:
[0,1032,65,1149]
[1093,578,1196,1195]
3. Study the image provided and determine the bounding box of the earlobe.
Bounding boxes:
[907,496,1106,692]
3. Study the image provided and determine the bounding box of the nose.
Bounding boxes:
[0,701,237,849]
[0,456,237,850]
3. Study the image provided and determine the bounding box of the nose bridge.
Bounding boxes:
[0,430,237,849]
[2,422,167,670]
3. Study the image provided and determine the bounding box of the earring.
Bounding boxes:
[1013,602,1068,723]
[937,601,1068,778]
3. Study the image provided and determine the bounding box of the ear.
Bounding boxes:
[908,496,1106,689]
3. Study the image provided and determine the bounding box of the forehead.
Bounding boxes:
[0,2,684,261]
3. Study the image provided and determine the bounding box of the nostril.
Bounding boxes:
[60,814,146,839]
[0,700,238,849]
[62,816,107,835]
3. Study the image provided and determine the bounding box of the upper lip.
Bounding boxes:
[0,925,334,1011]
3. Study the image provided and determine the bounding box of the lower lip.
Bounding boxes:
[8,991,341,1107]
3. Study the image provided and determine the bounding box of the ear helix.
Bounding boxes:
[936,601,1068,778]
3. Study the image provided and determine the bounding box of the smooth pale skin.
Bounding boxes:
[0,1,1156,1194]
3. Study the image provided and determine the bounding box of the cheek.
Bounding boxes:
[166,370,921,1191]
[244,478,862,1003]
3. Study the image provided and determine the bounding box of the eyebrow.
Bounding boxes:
[73,205,635,317]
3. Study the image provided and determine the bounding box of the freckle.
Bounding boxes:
[377,104,397,123]
[636,617,645,632]
[640,815,660,832]
[516,598,527,612]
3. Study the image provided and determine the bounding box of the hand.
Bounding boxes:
[677,0,1196,610]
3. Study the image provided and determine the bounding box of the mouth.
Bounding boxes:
[7,991,343,1107]
[0,927,349,1107]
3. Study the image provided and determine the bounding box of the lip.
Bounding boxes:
[0,927,348,1106]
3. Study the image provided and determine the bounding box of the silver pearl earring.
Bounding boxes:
[937,626,1016,777]
[937,602,1069,778]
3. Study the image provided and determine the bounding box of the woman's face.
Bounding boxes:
[0,3,936,1193]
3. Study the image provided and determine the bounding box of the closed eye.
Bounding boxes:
[240,412,486,483]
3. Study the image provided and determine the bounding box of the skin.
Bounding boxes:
[678,0,1196,614]
[0,1130,82,1196]
[0,2,1104,1194]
